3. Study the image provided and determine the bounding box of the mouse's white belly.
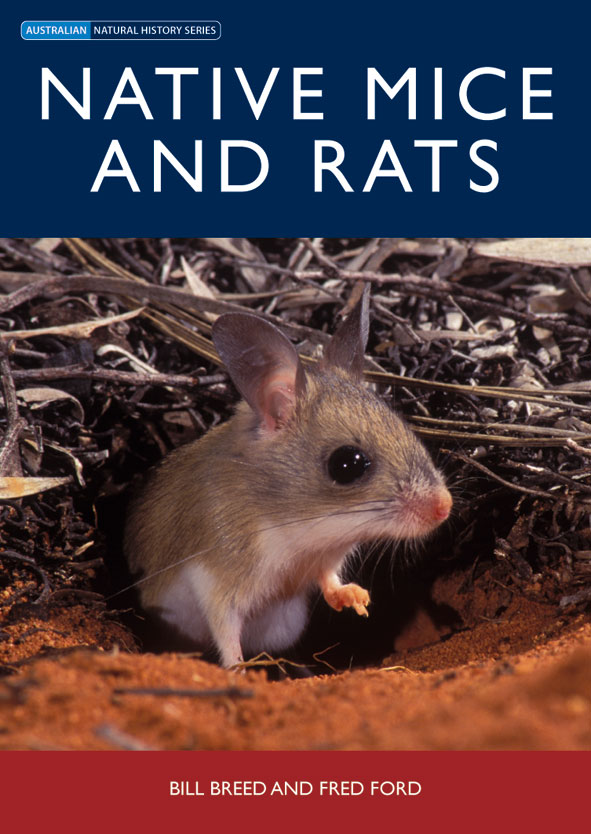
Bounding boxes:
[157,561,309,656]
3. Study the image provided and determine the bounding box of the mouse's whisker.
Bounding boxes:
[106,544,218,600]
[256,499,395,534]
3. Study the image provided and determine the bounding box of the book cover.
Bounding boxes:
[0,2,589,829]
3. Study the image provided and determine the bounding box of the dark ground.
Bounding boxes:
[0,237,590,749]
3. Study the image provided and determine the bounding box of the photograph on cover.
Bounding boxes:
[0,237,590,750]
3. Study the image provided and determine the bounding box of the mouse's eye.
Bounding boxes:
[328,446,371,485]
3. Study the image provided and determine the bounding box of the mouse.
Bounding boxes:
[123,285,452,668]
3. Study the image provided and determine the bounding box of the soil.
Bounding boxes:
[1,588,589,750]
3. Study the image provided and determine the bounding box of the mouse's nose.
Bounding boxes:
[429,487,452,521]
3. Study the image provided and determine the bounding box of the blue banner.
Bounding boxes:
[4,1,591,235]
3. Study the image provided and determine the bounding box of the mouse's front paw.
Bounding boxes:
[324,583,370,617]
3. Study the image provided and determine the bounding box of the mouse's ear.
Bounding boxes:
[212,313,306,432]
[323,283,370,378]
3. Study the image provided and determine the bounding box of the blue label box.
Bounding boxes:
[21,21,91,40]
